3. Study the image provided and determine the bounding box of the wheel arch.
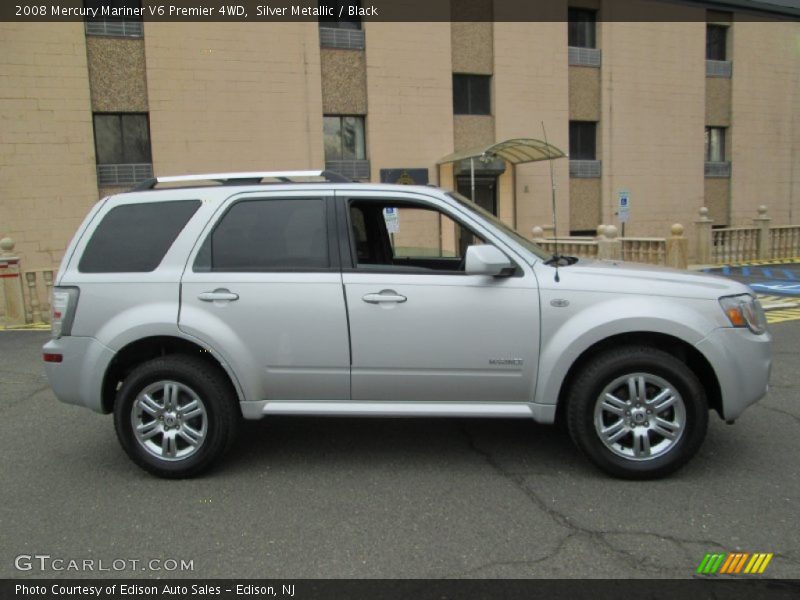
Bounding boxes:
[101,335,244,414]
[553,331,723,426]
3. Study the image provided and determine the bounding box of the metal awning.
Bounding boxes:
[437,138,566,166]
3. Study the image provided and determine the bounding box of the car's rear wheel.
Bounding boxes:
[114,355,238,478]
[566,346,708,479]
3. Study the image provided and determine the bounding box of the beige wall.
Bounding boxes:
[569,66,601,122]
[730,19,800,226]
[451,22,493,75]
[600,2,706,237]
[320,48,367,115]
[704,178,730,226]
[493,16,570,237]
[144,22,324,175]
[570,178,603,231]
[0,23,97,270]
[86,37,148,113]
[705,76,731,127]
[365,22,454,184]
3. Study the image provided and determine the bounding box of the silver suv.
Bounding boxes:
[43,171,771,479]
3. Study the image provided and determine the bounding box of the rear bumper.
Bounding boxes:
[43,336,115,414]
[695,328,772,421]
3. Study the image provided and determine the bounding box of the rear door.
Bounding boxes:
[179,190,350,402]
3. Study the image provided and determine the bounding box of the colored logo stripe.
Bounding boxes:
[697,552,773,575]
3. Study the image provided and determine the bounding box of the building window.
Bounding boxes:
[453,74,491,116]
[568,8,597,49]
[93,113,153,186]
[93,113,152,165]
[319,1,362,30]
[569,121,597,160]
[705,127,726,162]
[319,1,365,48]
[84,0,143,37]
[324,116,366,161]
[706,24,727,61]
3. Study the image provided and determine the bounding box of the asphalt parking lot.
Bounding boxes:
[1,324,799,580]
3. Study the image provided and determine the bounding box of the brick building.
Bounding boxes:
[1,0,799,271]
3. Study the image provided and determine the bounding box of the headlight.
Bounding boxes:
[719,294,767,335]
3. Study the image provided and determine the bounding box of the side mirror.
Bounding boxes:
[465,245,513,276]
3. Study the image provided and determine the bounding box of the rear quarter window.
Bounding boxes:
[78,200,200,273]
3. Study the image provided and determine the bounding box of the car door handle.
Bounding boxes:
[362,290,407,304]
[198,289,239,302]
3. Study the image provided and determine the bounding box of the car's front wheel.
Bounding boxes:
[114,355,238,478]
[566,346,708,479]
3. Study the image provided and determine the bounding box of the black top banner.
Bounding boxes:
[2,0,799,22]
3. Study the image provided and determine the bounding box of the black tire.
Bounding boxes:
[566,346,708,479]
[114,355,239,478]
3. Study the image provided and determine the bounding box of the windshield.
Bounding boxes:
[447,191,550,261]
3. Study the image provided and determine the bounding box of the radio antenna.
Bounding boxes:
[541,121,560,282]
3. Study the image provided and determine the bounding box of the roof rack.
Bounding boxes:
[132,170,352,191]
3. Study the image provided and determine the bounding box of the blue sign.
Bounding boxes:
[380,168,429,185]
[750,281,800,296]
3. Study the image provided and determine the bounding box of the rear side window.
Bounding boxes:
[79,200,200,273]
[194,198,329,272]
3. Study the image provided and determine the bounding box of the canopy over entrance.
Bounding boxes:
[437,138,566,166]
[437,138,567,219]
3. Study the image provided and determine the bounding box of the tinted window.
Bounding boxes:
[568,8,597,48]
[318,0,361,29]
[79,200,200,273]
[706,24,727,60]
[196,199,329,271]
[93,113,152,164]
[453,75,491,116]
[323,116,366,160]
[569,121,597,160]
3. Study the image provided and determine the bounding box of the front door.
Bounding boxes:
[339,191,540,403]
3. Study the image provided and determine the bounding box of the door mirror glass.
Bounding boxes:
[465,245,512,276]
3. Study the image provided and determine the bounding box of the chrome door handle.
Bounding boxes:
[198,289,239,302]
[362,289,407,304]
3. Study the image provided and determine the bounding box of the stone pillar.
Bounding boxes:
[531,226,545,240]
[597,225,622,261]
[753,205,771,260]
[0,238,27,328]
[694,207,713,265]
[666,224,688,270]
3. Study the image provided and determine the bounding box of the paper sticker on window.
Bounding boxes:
[383,207,400,233]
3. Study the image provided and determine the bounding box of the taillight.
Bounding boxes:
[51,287,79,338]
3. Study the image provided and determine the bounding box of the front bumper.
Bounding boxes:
[695,327,772,421]
[43,336,115,414]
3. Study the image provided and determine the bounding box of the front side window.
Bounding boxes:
[79,200,199,273]
[569,121,597,160]
[348,200,486,272]
[195,199,329,272]
[706,24,727,60]
[453,74,491,116]
[705,127,726,162]
[323,116,366,161]
[93,113,152,164]
[568,8,597,48]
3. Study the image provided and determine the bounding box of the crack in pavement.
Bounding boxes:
[456,425,766,577]
[0,384,53,414]
[755,403,800,426]
[436,532,578,578]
